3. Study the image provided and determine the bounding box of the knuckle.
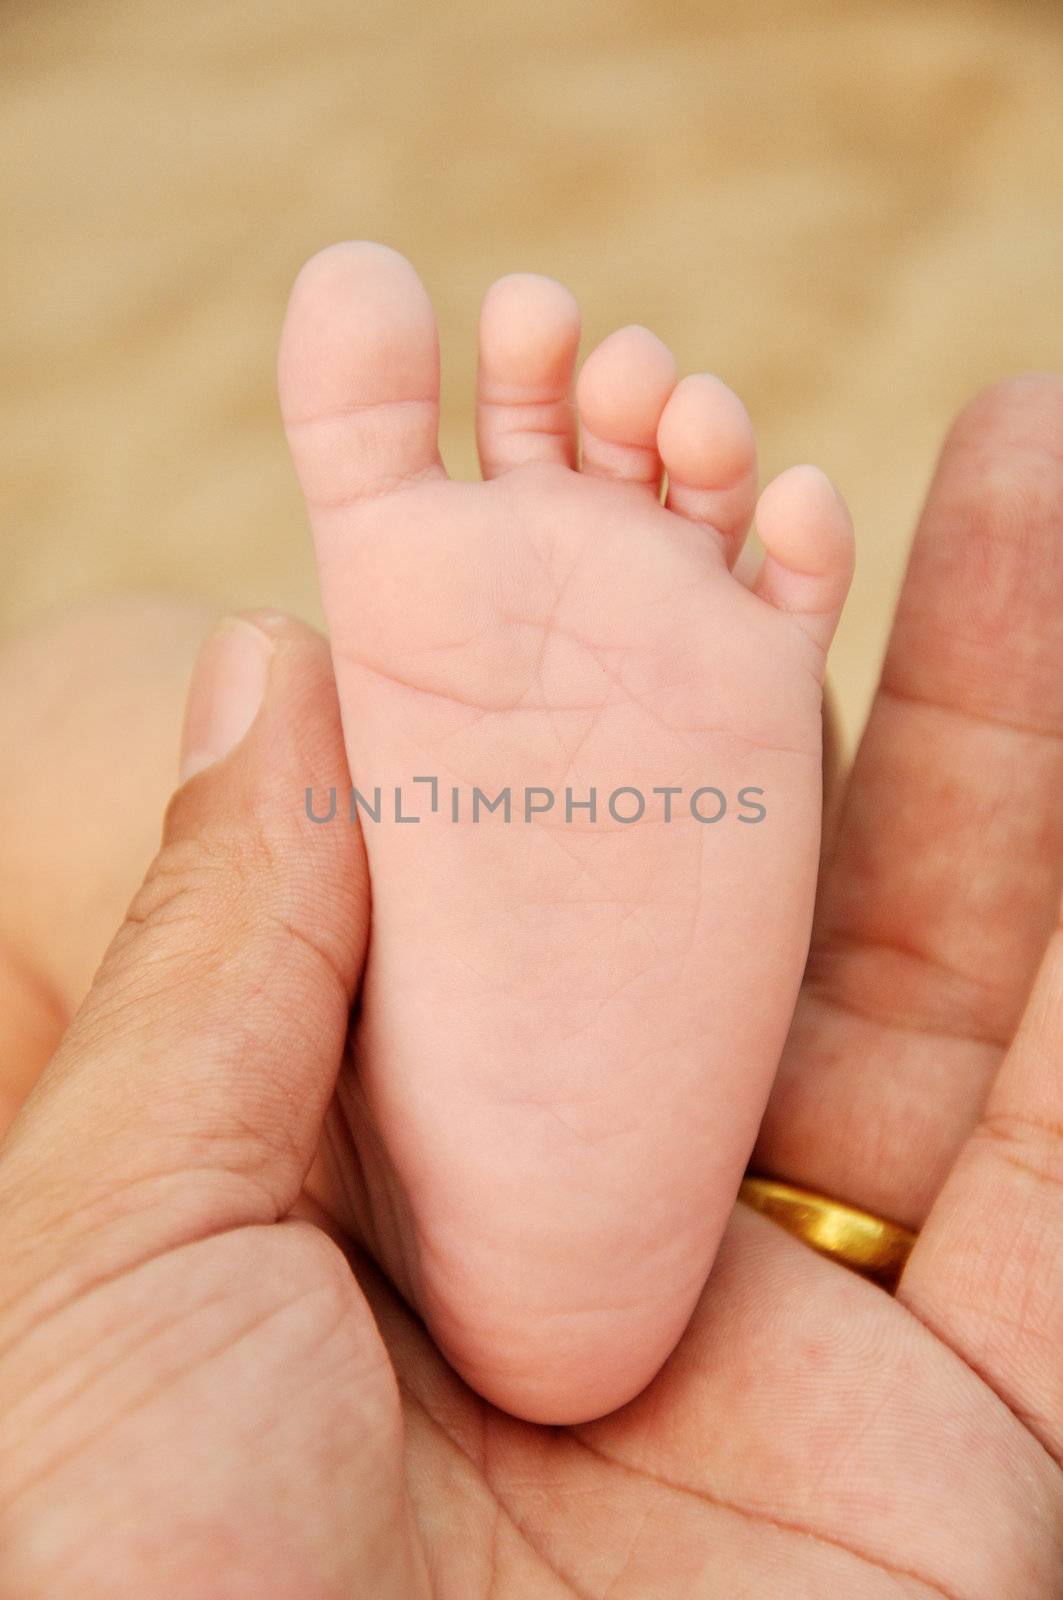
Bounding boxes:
[90,821,281,1023]
[977,1110,1063,1190]
[126,812,278,939]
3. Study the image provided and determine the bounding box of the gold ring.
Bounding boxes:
[738,1175,916,1290]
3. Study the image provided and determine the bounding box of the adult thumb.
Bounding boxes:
[0,611,367,1312]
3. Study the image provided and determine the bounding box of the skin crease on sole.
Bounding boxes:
[277,242,855,1425]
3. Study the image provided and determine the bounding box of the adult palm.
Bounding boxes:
[326,373,1063,1595]
[0,380,1059,1598]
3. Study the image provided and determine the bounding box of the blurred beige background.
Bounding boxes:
[3,0,1062,744]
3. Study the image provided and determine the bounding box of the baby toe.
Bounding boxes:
[476,272,581,479]
[752,465,855,658]
[577,325,677,494]
[278,241,445,513]
[658,374,758,564]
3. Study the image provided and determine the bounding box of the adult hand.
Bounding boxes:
[1,380,1060,1598]
[0,615,423,1596]
[349,376,1061,1597]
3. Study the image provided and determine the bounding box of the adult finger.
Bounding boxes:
[0,612,369,1328]
[819,678,845,869]
[898,894,1063,1464]
[758,375,1063,1224]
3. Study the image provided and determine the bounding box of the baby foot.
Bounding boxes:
[279,244,853,1422]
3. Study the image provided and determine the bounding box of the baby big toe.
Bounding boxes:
[278,241,444,513]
